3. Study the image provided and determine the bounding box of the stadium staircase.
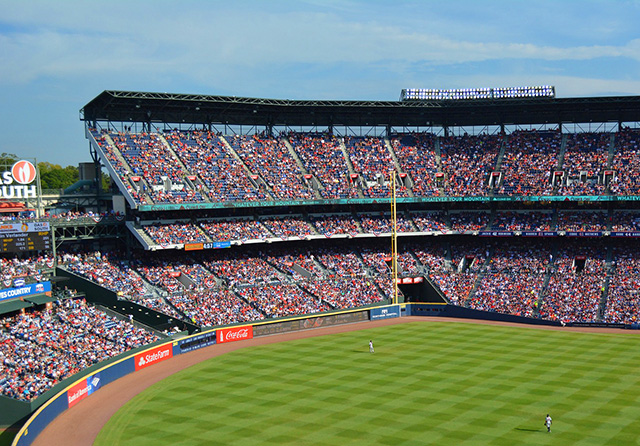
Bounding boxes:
[606,133,617,168]
[255,216,277,239]
[339,139,365,198]
[299,283,336,310]
[282,138,322,199]
[93,133,154,205]
[551,134,569,194]
[596,245,614,322]
[490,136,508,195]
[462,251,491,308]
[108,135,156,204]
[384,137,414,197]
[219,136,276,199]
[403,210,420,233]
[533,265,554,319]
[156,133,211,202]
[126,221,156,250]
[433,138,446,195]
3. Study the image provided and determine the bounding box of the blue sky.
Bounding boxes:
[1,0,639,166]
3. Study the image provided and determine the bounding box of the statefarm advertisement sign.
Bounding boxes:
[0,160,38,199]
[134,344,173,371]
[217,325,253,344]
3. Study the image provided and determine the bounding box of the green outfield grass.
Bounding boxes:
[95,321,640,445]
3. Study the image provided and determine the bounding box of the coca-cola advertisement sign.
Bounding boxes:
[217,325,253,344]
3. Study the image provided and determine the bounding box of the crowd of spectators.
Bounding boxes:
[238,284,330,318]
[90,128,640,202]
[260,217,315,238]
[60,251,146,299]
[467,245,549,316]
[228,135,314,200]
[492,211,554,231]
[0,298,159,401]
[91,130,150,204]
[604,248,640,323]
[440,134,501,196]
[166,131,269,202]
[539,246,605,323]
[203,253,282,286]
[557,132,610,196]
[497,130,560,196]
[359,214,414,234]
[391,133,440,197]
[267,250,324,280]
[310,214,360,236]
[200,218,273,241]
[469,273,542,317]
[300,278,383,309]
[316,247,367,277]
[449,212,490,231]
[610,128,640,195]
[429,271,475,305]
[109,132,206,204]
[412,212,448,232]
[168,288,264,328]
[344,137,403,198]
[288,134,357,199]
[1,254,54,289]
[557,211,608,232]
[610,212,640,231]
[143,222,209,245]
[414,243,448,272]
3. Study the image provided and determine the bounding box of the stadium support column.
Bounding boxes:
[390,171,398,305]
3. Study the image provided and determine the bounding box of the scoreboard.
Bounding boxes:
[0,231,51,253]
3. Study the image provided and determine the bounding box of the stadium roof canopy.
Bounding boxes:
[81,90,640,129]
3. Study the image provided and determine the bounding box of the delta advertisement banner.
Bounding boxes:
[134,344,173,371]
[370,305,400,321]
[67,372,101,408]
[0,221,49,235]
[217,325,253,344]
[0,281,51,302]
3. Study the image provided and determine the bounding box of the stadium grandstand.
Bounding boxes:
[3,87,640,429]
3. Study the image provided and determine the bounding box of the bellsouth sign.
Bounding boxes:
[0,160,37,199]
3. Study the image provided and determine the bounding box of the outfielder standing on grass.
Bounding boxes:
[369,340,374,353]
[545,414,552,432]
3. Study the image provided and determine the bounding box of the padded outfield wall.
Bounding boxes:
[12,302,638,446]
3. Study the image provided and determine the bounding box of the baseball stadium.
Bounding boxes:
[2,87,640,445]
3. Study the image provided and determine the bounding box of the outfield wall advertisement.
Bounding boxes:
[177,331,216,353]
[253,310,368,337]
[134,344,173,371]
[217,326,253,344]
[370,305,400,321]
[67,373,101,408]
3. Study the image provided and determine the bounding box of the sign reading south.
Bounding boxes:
[0,160,37,199]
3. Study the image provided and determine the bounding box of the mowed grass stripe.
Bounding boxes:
[96,321,640,445]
